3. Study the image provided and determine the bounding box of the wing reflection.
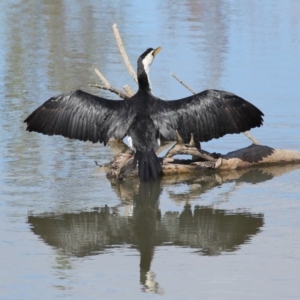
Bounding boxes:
[28,197,263,293]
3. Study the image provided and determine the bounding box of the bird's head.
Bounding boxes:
[137,47,162,91]
[138,46,162,74]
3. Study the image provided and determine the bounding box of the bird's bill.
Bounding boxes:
[153,46,162,57]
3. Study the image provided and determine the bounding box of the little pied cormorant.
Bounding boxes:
[24,47,264,182]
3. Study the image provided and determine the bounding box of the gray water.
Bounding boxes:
[1,1,300,299]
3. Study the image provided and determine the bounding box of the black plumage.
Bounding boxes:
[24,47,264,182]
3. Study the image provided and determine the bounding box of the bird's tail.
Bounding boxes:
[133,150,162,182]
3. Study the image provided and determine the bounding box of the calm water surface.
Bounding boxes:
[1,1,300,299]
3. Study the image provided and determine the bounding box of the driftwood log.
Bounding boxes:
[98,143,300,180]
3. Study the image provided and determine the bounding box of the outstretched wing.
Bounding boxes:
[151,89,264,143]
[24,90,131,145]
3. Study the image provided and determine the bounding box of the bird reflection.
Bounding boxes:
[28,166,293,293]
[132,182,163,293]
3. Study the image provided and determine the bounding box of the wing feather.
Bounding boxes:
[151,89,264,143]
[24,90,131,145]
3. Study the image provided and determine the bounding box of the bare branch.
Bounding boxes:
[89,84,129,100]
[123,85,134,97]
[92,67,130,99]
[94,68,110,87]
[112,23,138,83]
[171,73,196,94]
[243,131,260,145]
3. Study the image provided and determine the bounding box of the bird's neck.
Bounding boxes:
[137,72,152,92]
[137,62,152,93]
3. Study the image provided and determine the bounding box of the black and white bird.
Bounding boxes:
[24,47,264,182]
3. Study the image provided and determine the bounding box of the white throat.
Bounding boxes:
[142,53,154,90]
